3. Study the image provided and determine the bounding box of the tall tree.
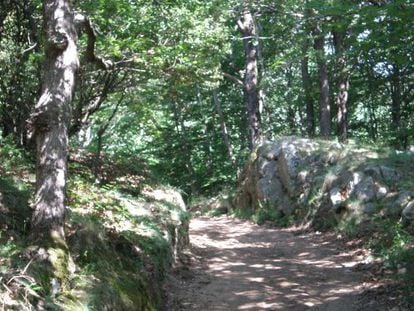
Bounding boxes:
[300,5,316,137]
[213,90,236,166]
[29,0,79,289]
[312,22,331,138]
[332,27,349,142]
[301,35,315,137]
[237,1,262,150]
[389,63,403,147]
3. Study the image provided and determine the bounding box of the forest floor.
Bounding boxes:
[162,215,408,311]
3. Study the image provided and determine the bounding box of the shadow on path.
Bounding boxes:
[163,216,373,310]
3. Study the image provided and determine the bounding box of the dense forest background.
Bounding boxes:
[1,0,413,197]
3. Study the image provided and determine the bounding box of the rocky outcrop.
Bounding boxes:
[234,136,412,228]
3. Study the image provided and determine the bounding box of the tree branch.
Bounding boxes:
[222,72,244,88]
[75,13,113,70]
[236,19,245,32]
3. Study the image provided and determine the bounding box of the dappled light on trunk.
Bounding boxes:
[29,0,79,292]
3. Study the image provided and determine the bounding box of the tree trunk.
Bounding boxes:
[313,24,331,139]
[390,64,404,148]
[285,65,297,134]
[238,3,261,150]
[333,29,349,142]
[171,99,198,195]
[29,0,79,291]
[93,99,122,182]
[213,90,236,166]
[301,37,315,137]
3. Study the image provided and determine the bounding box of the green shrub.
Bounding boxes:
[369,220,414,271]
[252,203,282,225]
[0,136,31,171]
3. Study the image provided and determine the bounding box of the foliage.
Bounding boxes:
[368,219,414,272]
[1,0,414,305]
[2,0,414,196]
[0,136,33,172]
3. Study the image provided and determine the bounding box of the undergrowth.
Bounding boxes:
[0,138,189,310]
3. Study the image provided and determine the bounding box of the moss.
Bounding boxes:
[26,231,72,297]
[47,246,70,289]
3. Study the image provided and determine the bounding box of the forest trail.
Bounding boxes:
[163,215,375,311]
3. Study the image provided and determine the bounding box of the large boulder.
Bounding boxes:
[353,176,376,203]
[234,136,408,228]
[234,137,321,215]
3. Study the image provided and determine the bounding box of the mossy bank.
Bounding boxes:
[0,144,189,310]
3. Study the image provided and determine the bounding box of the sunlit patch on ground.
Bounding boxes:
[164,215,373,310]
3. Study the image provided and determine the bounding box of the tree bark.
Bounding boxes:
[29,0,79,290]
[313,24,331,139]
[238,3,261,150]
[333,29,349,142]
[365,64,379,141]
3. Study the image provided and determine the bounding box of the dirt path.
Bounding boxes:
[163,216,382,310]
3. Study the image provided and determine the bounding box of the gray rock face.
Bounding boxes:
[364,166,382,180]
[329,187,344,211]
[278,149,297,196]
[380,166,400,184]
[395,192,412,208]
[375,184,388,200]
[353,177,376,203]
[402,201,414,221]
[362,202,377,215]
[346,172,363,194]
[143,188,186,212]
[256,176,283,203]
[235,138,327,215]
